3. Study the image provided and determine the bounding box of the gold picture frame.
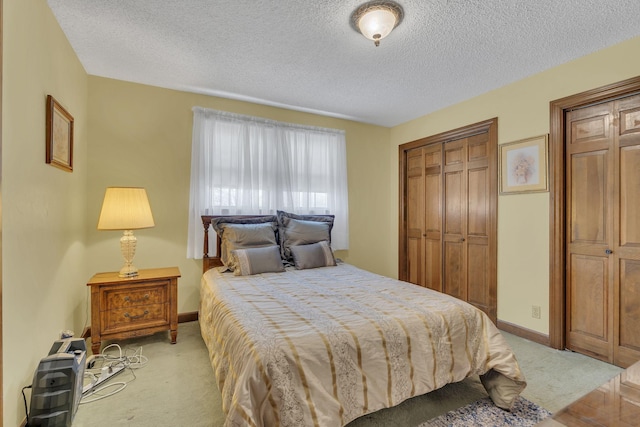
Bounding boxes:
[46,95,74,172]
[499,134,548,194]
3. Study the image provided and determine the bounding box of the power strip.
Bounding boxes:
[83,364,125,394]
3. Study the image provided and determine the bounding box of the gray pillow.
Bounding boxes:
[277,211,334,262]
[232,245,285,276]
[211,218,278,272]
[290,241,336,270]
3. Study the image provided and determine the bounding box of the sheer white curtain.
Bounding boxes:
[187,107,349,258]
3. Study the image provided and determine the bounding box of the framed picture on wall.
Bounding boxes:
[499,134,548,194]
[46,95,74,172]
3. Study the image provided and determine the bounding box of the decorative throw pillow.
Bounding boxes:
[276,210,334,262]
[211,216,278,272]
[231,245,285,276]
[289,241,336,270]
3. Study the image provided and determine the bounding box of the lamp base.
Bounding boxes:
[119,230,139,278]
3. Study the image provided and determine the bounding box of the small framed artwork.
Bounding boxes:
[499,134,548,195]
[46,95,74,172]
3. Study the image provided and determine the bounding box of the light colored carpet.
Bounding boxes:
[502,332,622,412]
[71,321,622,426]
[73,321,223,427]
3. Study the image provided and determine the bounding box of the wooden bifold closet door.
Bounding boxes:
[399,119,498,324]
[565,94,640,367]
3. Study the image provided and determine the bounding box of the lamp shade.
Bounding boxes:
[97,187,155,230]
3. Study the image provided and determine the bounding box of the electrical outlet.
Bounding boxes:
[531,305,541,319]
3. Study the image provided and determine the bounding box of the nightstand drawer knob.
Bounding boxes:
[124,294,150,303]
[124,310,149,320]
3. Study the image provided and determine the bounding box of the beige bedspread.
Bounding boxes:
[199,263,526,427]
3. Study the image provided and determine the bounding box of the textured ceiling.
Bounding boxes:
[47,0,640,127]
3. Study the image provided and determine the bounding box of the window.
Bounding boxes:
[187,108,349,258]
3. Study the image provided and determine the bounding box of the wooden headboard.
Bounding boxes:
[201,215,272,274]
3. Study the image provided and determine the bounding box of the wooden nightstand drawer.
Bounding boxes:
[103,282,168,310]
[102,303,169,333]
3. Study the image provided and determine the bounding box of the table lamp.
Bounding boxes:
[97,187,155,278]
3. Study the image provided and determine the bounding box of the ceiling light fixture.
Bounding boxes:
[350,1,404,47]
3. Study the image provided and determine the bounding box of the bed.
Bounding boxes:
[198,213,526,427]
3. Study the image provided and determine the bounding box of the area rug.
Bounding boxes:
[419,396,551,426]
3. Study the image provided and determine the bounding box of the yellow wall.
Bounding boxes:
[389,35,640,334]
[2,1,89,425]
[85,77,393,317]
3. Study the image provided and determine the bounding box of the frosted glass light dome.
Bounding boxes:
[351,1,404,47]
[358,9,397,44]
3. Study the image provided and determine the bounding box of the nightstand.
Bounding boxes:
[87,267,181,355]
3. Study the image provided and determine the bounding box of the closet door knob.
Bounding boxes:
[605,249,613,254]
[461,238,465,242]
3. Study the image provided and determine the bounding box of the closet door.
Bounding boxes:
[406,148,426,286]
[405,145,442,291]
[443,139,467,301]
[399,119,497,325]
[443,133,495,321]
[615,94,640,367]
[565,94,640,367]
[423,144,443,291]
[565,101,613,363]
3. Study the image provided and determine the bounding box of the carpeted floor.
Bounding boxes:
[71,321,622,427]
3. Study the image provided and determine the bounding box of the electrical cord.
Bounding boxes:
[80,381,128,404]
[123,345,149,368]
[81,343,147,404]
[22,385,32,426]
